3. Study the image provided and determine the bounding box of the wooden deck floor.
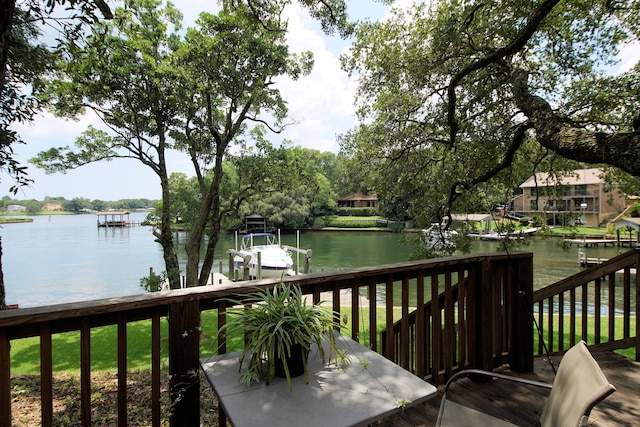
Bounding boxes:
[373,351,640,426]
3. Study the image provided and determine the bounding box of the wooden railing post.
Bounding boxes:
[479,258,492,370]
[636,250,640,362]
[508,255,534,372]
[0,328,10,427]
[169,301,201,427]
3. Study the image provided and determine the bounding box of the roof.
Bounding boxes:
[614,217,640,231]
[519,168,605,188]
[96,211,130,215]
[449,214,495,222]
[338,192,378,201]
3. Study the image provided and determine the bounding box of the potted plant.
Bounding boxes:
[222,283,343,390]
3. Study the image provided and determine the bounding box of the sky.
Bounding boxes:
[1,0,395,202]
[2,0,638,202]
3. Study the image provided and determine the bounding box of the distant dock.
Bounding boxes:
[564,237,638,248]
[578,250,609,266]
[565,238,618,248]
[577,248,637,274]
[97,211,137,227]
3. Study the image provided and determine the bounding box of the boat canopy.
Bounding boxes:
[242,233,275,239]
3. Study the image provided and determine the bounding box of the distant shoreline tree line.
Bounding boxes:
[0,196,158,214]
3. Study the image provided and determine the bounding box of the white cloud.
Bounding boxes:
[615,41,640,74]
[270,4,364,153]
[1,1,389,201]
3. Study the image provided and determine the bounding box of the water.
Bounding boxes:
[2,213,164,307]
[0,214,629,307]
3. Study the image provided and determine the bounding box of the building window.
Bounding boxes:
[530,200,538,210]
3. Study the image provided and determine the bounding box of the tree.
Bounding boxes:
[170,4,314,287]
[64,197,91,213]
[342,0,640,227]
[33,0,187,288]
[0,1,113,192]
[31,0,352,288]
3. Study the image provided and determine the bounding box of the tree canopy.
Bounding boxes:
[342,0,640,227]
[30,0,355,288]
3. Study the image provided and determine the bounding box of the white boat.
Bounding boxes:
[234,233,294,279]
[421,225,457,253]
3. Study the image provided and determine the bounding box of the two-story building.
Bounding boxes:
[512,168,627,227]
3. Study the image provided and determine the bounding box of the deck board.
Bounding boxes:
[373,351,640,426]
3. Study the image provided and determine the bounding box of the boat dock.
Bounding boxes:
[97,211,134,227]
[565,238,618,247]
[564,237,638,248]
[578,251,609,266]
[577,249,637,274]
[468,227,540,240]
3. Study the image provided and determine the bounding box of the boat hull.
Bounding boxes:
[233,239,294,279]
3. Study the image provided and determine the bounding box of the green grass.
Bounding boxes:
[534,314,636,360]
[9,307,402,375]
[10,307,636,374]
[549,226,608,235]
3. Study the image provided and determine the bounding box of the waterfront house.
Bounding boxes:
[43,202,63,212]
[6,204,26,213]
[337,192,378,209]
[513,167,627,227]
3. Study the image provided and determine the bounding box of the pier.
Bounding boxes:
[96,211,133,227]
[564,237,638,248]
[578,248,609,266]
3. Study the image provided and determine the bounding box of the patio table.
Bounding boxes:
[200,333,437,427]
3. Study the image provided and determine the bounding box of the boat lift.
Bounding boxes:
[228,230,312,281]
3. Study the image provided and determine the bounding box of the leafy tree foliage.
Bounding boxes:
[33,0,191,288]
[173,5,315,286]
[342,0,640,230]
[63,197,92,213]
[0,8,52,193]
[0,1,112,193]
[30,0,354,288]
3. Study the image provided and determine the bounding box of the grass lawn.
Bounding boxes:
[534,314,636,360]
[9,306,636,374]
[549,226,608,235]
[9,307,400,375]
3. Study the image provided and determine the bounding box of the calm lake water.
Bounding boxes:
[1,212,629,307]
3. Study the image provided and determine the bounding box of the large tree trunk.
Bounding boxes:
[157,158,181,289]
[197,149,225,286]
[184,185,213,287]
[185,138,228,287]
[0,237,7,309]
[511,69,640,176]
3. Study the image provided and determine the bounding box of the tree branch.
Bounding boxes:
[447,0,561,144]
[511,69,640,176]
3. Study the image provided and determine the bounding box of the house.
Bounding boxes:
[43,202,63,211]
[7,204,26,213]
[513,168,627,227]
[338,192,378,209]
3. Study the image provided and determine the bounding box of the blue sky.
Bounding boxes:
[2,0,392,202]
[2,0,638,202]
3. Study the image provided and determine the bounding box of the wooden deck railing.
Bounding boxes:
[0,252,533,427]
[380,251,534,384]
[533,248,640,359]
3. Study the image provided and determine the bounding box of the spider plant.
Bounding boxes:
[222,283,342,391]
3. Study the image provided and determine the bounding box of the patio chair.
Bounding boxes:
[436,340,616,427]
